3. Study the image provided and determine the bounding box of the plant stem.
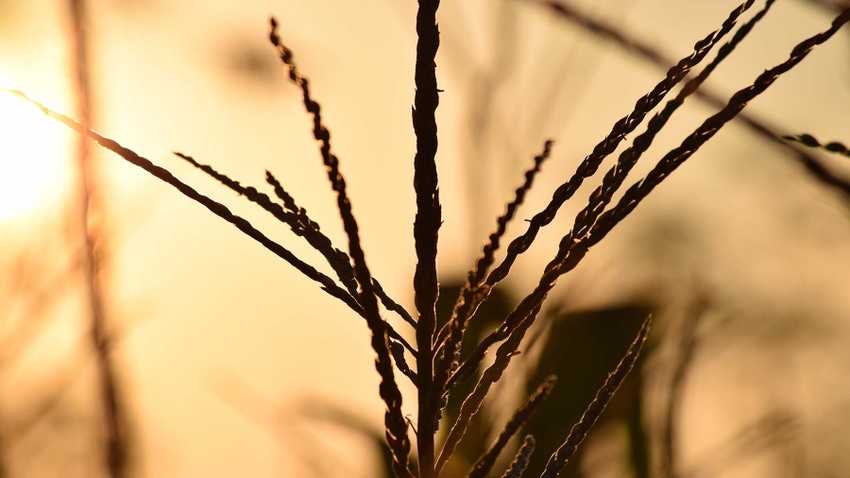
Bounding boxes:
[413,0,442,476]
[67,1,127,476]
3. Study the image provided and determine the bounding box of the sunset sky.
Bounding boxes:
[1,0,850,476]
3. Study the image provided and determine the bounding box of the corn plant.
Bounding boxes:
[2,0,849,476]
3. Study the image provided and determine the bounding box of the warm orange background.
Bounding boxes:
[1,0,849,476]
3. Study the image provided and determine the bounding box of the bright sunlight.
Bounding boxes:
[0,90,69,221]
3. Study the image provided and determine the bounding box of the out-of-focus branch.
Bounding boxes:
[67,1,128,476]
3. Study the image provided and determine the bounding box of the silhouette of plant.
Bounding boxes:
[2,0,849,477]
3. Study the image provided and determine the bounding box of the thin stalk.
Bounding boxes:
[67,2,127,477]
[412,1,443,477]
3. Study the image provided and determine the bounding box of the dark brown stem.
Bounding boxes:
[412,1,442,477]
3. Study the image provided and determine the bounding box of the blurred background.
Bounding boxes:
[1,0,850,476]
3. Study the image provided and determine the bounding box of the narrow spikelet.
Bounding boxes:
[784,134,850,158]
[175,153,361,296]
[484,0,756,288]
[545,0,843,212]
[411,2,443,477]
[453,8,850,385]
[433,140,553,404]
[436,305,542,476]
[0,88,368,316]
[594,7,850,240]
[468,376,556,478]
[572,0,777,239]
[390,339,418,383]
[540,317,650,478]
[269,170,419,329]
[502,436,536,478]
[269,19,412,476]
[780,134,850,200]
[373,278,418,329]
[264,170,300,211]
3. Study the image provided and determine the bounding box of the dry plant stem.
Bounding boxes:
[503,436,536,478]
[540,318,650,478]
[481,0,755,290]
[433,140,553,398]
[541,0,848,211]
[597,7,850,236]
[780,135,850,200]
[573,0,776,238]
[175,153,359,296]
[373,278,418,328]
[269,19,411,476]
[174,154,417,356]
[447,2,780,387]
[0,88,369,319]
[67,1,127,476]
[459,5,849,391]
[436,304,542,476]
[441,0,760,390]
[784,134,850,158]
[434,139,554,380]
[468,376,557,478]
[412,1,443,477]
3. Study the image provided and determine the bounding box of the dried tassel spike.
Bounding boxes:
[270,18,412,478]
[0,87,366,317]
[484,0,757,289]
[540,317,650,478]
[436,304,542,476]
[432,140,553,402]
[571,0,778,240]
[175,153,361,298]
[502,436,536,478]
[594,7,850,242]
[468,377,556,478]
[784,134,850,158]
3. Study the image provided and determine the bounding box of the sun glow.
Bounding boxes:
[0,91,69,221]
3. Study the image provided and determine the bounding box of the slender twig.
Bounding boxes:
[176,153,359,296]
[540,317,650,477]
[502,436,536,478]
[434,140,553,403]
[572,0,777,239]
[538,0,850,216]
[513,5,848,388]
[373,278,418,329]
[543,0,850,213]
[468,376,556,478]
[436,304,542,476]
[269,19,412,476]
[449,3,849,390]
[595,7,850,238]
[784,133,850,158]
[482,0,756,290]
[442,1,759,392]
[66,2,127,476]
[175,153,419,357]
[781,134,850,201]
[0,87,367,316]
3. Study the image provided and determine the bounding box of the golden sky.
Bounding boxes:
[1,0,850,476]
